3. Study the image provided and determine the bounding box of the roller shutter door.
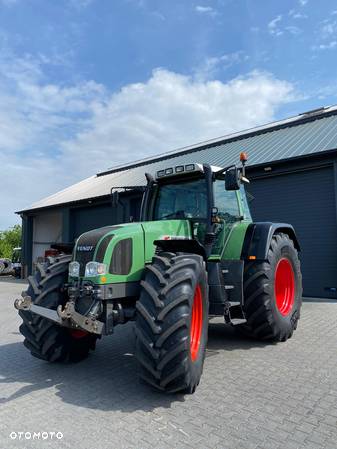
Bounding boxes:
[247,166,337,298]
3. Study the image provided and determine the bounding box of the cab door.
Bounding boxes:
[211,180,241,257]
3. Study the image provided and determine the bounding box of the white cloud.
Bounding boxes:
[268,15,283,36]
[0,53,294,228]
[195,5,216,16]
[151,11,165,21]
[61,69,293,172]
[313,40,337,50]
[321,20,337,38]
[0,52,104,150]
[316,83,337,99]
[124,0,146,7]
[69,0,94,7]
[299,0,308,6]
[0,51,105,228]
[313,18,337,50]
[196,51,249,80]
[289,9,308,19]
[268,15,303,37]
[293,13,307,19]
[285,25,302,35]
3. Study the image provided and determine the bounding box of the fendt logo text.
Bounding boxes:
[77,245,94,251]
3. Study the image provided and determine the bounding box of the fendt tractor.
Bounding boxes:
[15,154,302,393]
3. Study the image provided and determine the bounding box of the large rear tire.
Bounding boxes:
[239,232,302,341]
[135,252,209,394]
[18,255,97,362]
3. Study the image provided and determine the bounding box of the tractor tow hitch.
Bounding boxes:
[14,295,104,335]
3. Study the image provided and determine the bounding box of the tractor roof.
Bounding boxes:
[154,163,222,181]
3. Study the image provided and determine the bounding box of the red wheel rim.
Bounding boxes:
[70,329,88,339]
[190,284,203,362]
[274,258,295,316]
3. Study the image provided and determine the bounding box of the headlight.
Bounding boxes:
[69,261,80,277]
[85,261,107,277]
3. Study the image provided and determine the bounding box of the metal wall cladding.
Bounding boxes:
[247,166,337,298]
[22,113,337,212]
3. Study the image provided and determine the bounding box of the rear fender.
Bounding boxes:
[241,222,300,261]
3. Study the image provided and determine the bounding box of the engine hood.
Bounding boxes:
[73,220,191,283]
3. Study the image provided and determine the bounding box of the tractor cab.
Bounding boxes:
[141,159,251,258]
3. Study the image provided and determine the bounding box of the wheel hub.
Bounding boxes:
[190,285,203,361]
[274,258,295,316]
[70,329,88,339]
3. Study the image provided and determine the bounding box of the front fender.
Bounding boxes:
[241,222,300,261]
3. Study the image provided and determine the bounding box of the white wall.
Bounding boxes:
[32,211,62,263]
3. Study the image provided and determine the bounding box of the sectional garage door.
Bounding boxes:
[70,195,142,241]
[247,166,337,298]
[71,204,115,241]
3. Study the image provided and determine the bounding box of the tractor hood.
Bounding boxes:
[72,220,191,284]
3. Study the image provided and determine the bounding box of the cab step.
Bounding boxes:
[230,318,247,326]
[224,300,247,325]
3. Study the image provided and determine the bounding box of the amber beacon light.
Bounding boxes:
[239,151,248,180]
[240,151,248,163]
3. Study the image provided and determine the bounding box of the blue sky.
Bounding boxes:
[1,0,337,228]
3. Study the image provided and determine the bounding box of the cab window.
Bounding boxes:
[213,180,240,222]
[240,185,252,220]
[153,179,208,220]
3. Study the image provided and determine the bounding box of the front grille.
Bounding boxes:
[95,234,114,263]
[77,250,95,277]
[75,226,117,276]
[109,238,133,275]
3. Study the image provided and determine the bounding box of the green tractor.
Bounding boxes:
[15,154,302,393]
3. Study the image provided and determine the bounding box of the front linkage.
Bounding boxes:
[15,275,136,336]
[15,294,104,335]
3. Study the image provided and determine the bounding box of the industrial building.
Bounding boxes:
[18,105,337,298]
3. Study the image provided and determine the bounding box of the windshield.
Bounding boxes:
[153,178,207,220]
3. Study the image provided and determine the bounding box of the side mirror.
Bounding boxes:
[112,190,120,207]
[225,168,240,190]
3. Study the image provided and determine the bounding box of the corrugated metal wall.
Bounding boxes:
[248,166,337,298]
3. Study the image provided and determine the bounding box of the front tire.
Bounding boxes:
[135,252,209,394]
[18,255,97,362]
[239,232,302,341]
